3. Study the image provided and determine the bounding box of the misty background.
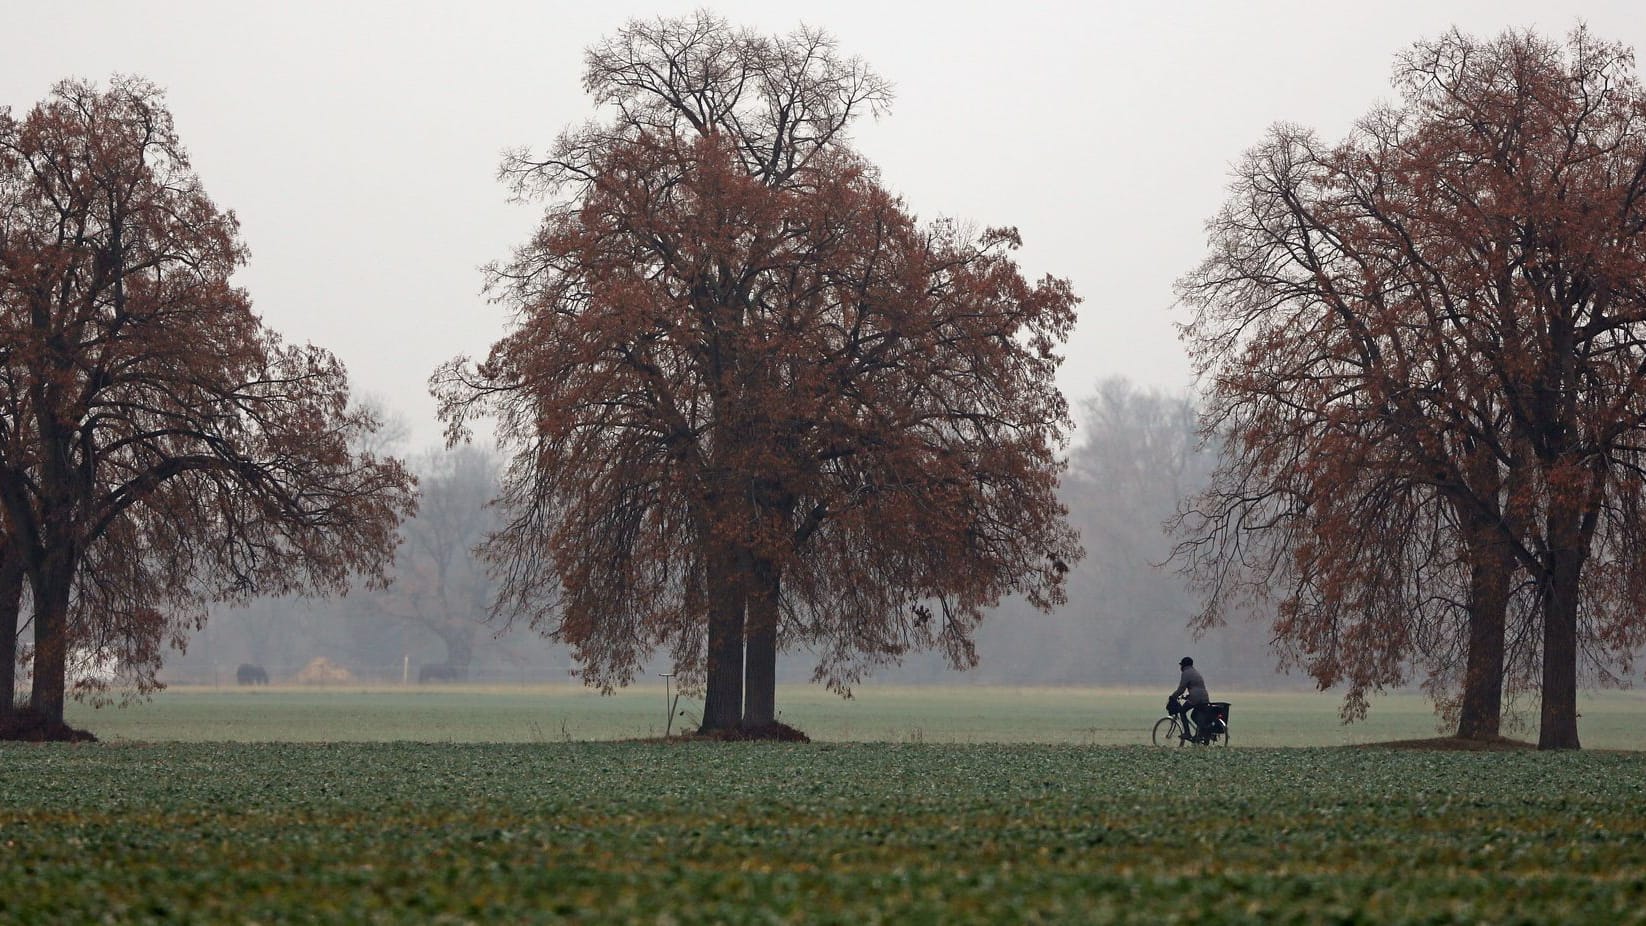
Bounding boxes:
[163,379,1285,691]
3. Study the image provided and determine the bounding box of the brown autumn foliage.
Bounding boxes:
[0,77,416,733]
[1175,27,1646,750]
[435,13,1080,733]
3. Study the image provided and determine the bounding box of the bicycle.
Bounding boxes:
[1152,699,1230,747]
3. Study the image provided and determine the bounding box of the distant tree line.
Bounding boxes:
[168,381,1284,696]
[925,380,1282,690]
[167,443,574,687]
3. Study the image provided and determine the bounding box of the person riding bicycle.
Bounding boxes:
[1167,656,1214,744]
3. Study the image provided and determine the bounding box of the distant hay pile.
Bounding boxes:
[294,657,354,685]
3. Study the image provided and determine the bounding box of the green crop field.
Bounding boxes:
[0,687,1639,921]
[3,740,1644,923]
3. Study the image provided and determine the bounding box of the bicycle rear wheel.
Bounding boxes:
[1151,716,1183,746]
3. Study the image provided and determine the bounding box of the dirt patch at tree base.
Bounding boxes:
[722,721,811,742]
[1360,735,1534,752]
[642,721,812,744]
[0,708,98,743]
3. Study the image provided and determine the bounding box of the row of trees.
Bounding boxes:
[0,78,415,735]
[1175,27,1646,749]
[12,19,1642,751]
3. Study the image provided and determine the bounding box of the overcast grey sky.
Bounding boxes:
[4,1,1640,450]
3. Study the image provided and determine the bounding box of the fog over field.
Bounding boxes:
[160,381,1313,694]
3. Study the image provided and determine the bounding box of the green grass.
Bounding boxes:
[3,741,1644,923]
[62,684,1646,750]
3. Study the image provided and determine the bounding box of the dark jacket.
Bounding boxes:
[1171,666,1210,706]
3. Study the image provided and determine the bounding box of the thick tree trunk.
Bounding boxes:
[741,558,779,728]
[699,542,745,733]
[28,560,73,727]
[1457,562,1507,739]
[0,551,22,714]
[1537,539,1583,750]
[438,626,474,681]
[1456,488,1510,740]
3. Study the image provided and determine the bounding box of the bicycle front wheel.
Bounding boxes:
[1151,716,1183,747]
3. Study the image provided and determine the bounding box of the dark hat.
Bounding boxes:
[1179,657,1194,667]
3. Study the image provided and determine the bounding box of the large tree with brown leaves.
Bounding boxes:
[1176,27,1646,749]
[0,78,416,732]
[435,13,1079,734]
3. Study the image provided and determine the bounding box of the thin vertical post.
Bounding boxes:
[661,673,676,738]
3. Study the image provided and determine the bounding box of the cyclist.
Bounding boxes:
[1168,656,1214,743]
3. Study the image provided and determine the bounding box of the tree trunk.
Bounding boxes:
[438,626,474,681]
[741,557,779,728]
[0,550,22,715]
[1455,469,1510,740]
[28,558,74,727]
[1456,548,1507,739]
[699,542,745,733]
[1537,537,1583,750]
